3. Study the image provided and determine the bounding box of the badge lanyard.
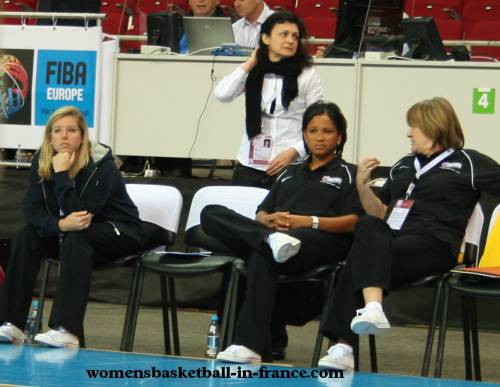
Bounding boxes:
[404,148,455,199]
[387,148,455,230]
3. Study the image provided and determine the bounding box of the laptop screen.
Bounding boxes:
[183,17,235,54]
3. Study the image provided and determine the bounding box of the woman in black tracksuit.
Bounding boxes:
[201,101,363,363]
[0,106,144,348]
[318,97,500,371]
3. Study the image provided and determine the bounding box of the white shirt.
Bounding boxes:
[214,65,323,171]
[232,4,274,48]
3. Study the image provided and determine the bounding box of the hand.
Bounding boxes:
[259,211,291,231]
[357,157,381,187]
[287,214,313,229]
[52,152,75,173]
[58,211,93,232]
[314,46,326,58]
[266,148,299,176]
[242,47,259,73]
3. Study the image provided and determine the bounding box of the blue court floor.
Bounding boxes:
[0,345,498,387]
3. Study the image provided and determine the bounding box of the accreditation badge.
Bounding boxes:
[249,134,273,166]
[386,199,415,230]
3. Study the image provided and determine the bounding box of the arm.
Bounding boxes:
[286,213,360,233]
[23,162,61,237]
[267,69,323,174]
[357,157,387,219]
[53,156,122,217]
[214,49,257,103]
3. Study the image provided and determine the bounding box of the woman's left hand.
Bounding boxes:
[266,148,298,176]
[52,152,75,173]
[287,214,312,229]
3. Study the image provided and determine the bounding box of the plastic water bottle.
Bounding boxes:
[24,300,39,342]
[206,315,219,358]
[15,144,22,169]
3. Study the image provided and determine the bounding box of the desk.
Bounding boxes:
[112,55,500,164]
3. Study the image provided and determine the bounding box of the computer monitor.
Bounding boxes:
[401,17,449,60]
[147,12,184,53]
[326,0,404,58]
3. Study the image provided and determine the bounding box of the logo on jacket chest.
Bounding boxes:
[440,161,463,173]
[321,176,342,188]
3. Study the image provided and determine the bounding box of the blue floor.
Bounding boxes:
[0,345,498,387]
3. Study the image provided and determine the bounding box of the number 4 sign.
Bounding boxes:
[473,88,496,114]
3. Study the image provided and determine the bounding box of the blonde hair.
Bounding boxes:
[406,97,465,150]
[38,106,91,180]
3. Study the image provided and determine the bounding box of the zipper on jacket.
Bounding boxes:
[106,221,121,236]
[79,167,98,198]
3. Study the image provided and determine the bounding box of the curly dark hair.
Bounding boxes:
[257,11,312,70]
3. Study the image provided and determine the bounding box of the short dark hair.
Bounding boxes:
[302,101,348,157]
[258,11,312,69]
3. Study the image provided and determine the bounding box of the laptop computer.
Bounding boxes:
[182,17,235,54]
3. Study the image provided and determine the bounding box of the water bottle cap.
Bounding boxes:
[211,315,218,322]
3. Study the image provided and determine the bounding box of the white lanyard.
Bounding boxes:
[405,148,455,198]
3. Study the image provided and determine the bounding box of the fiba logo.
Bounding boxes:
[0,54,29,119]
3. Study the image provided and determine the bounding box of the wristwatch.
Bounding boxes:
[311,216,320,229]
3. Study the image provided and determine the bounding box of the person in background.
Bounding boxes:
[0,106,145,348]
[179,0,237,53]
[318,97,500,371]
[215,11,323,359]
[215,11,323,188]
[201,101,363,363]
[232,0,274,48]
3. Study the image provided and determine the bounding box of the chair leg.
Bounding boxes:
[369,335,378,372]
[124,265,145,352]
[462,296,473,380]
[120,260,141,351]
[168,277,181,356]
[434,284,450,378]
[421,277,444,377]
[469,297,481,381]
[353,340,360,371]
[34,259,52,338]
[219,265,236,352]
[226,268,241,346]
[311,269,339,367]
[160,276,172,355]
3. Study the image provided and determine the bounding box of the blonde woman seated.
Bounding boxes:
[0,106,145,348]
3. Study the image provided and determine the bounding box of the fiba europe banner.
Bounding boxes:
[35,50,96,126]
[0,25,101,149]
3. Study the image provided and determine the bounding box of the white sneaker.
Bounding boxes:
[216,345,261,363]
[266,232,301,263]
[318,344,354,371]
[34,328,79,348]
[0,323,25,344]
[350,307,390,335]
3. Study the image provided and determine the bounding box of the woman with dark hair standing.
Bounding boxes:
[0,106,145,348]
[201,101,363,363]
[215,11,322,189]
